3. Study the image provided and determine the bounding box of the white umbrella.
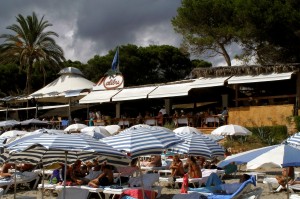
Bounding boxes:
[0,130,27,138]
[64,123,87,132]
[0,120,20,128]
[211,124,252,136]
[173,126,224,141]
[217,143,300,169]
[173,126,203,134]
[80,126,111,139]
[105,125,121,135]
[20,118,49,126]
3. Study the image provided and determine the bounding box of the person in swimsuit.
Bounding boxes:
[186,156,202,178]
[169,155,184,177]
[88,164,114,187]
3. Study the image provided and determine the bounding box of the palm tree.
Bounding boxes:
[0,12,65,94]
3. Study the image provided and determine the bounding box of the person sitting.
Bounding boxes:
[0,163,13,178]
[79,165,102,185]
[169,155,184,178]
[186,156,202,178]
[144,155,162,167]
[276,166,294,187]
[88,164,114,187]
[156,111,164,126]
[218,107,228,124]
[70,160,86,185]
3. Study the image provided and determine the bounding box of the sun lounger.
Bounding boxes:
[188,175,256,199]
[57,186,90,199]
[239,187,263,199]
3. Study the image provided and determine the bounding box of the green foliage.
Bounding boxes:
[0,12,65,94]
[293,116,300,132]
[85,44,195,86]
[173,0,300,65]
[247,125,288,145]
[163,122,176,130]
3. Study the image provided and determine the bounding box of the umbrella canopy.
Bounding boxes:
[80,126,111,139]
[105,125,121,135]
[211,124,252,136]
[286,132,300,146]
[169,132,224,158]
[0,120,20,128]
[217,144,300,169]
[64,123,87,132]
[173,126,203,134]
[0,130,27,138]
[173,126,224,141]
[101,126,182,158]
[6,133,125,158]
[20,118,49,126]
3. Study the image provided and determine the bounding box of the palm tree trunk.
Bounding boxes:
[26,63,33,95]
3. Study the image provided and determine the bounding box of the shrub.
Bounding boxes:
[247,125,288,145]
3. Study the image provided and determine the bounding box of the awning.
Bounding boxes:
[79,90,121,104]
[112,86,157,101]
[64,89,85,97]
[227,72,294,84]
[190,77,231,89]
[172,101,218,109]
[148,82,193,99]
[0,104,70,112]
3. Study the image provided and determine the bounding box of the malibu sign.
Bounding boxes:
[93,74,124,90]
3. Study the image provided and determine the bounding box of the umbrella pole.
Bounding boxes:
[42,163,45,199]
[286,176,289,199]
[138,158,145,199]
[63,151,67,199]
[14,162,17,199]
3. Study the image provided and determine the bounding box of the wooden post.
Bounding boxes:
[295,72,300,116]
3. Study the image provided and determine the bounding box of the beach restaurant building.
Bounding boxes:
[78,64,300,129]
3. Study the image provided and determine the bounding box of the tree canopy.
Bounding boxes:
[172,0,300,66]
[0,12,65,94]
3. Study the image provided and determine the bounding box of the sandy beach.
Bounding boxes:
[1,168,296,199]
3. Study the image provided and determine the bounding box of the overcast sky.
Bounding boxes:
[0,0,242,66]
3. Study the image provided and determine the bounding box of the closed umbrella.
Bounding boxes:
[169,132,224,158]
[211,124,252,136]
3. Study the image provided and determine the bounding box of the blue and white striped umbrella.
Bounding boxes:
[6,133,126,158]
[286,132,300,146]
[217,143,300,169]
[101,126,182,158]
[169,132,225,158]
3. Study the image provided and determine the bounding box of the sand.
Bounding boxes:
[1,168,297,198]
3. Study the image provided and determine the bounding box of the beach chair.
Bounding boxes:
[240,187,263,199]
[172,192,208,199]
[290,194,300,199]
[57,187,89,199]
[188,175,256,199]
[128,173,162,198]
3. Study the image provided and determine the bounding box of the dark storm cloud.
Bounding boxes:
[0,0,241,65]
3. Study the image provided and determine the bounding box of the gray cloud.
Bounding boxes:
[0,0,239,66]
